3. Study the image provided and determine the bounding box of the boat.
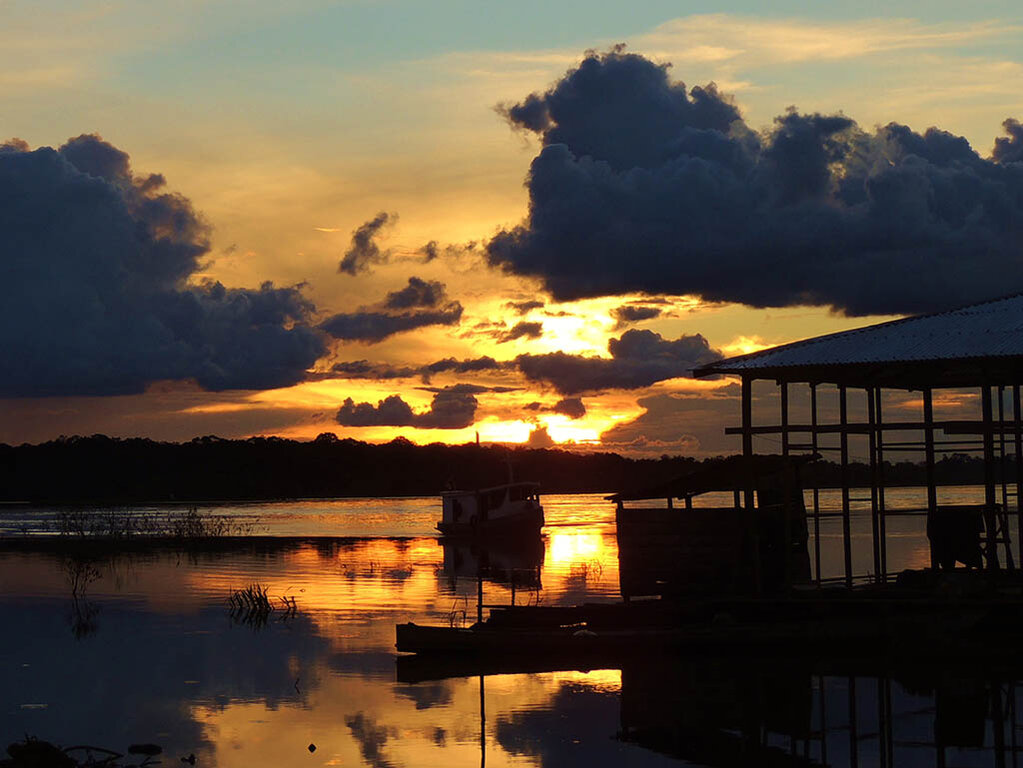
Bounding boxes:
[437,481,544,539]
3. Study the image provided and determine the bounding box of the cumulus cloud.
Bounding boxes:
[418,383,517,395]
[383,276,447,309]
[527,424,555,448]
[331,355,507,381]
[506,299,545,314]
[335,386,478,429]
[553,397,586,419]
[994,118,1023,164]
[418,240,439,262]
[611,304,662,328]
[498,321,544,343]
[320,304,463,343]
[422,356,505,376]
[320,276,463,343]
[516,329,721,395]
[487,47,1023,316]
[338,212,395,275]
[0,135,325,397]
[330,360,418,379]
[523,396,586,419]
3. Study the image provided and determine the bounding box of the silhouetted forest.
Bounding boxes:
[0,433,1009,504]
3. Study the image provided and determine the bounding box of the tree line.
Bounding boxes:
[0,433,1007,504]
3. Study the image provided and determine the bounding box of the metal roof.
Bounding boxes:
[694,294,1023,387]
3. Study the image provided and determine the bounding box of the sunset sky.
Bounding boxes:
[2,0,1022,455]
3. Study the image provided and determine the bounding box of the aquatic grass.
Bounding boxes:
[228,583,273,613]
[57,506,252,541]
[227,584,299,628]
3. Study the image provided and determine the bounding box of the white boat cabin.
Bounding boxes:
[440,482,542,526]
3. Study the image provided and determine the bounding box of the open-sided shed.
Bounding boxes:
[693,293,1023,590]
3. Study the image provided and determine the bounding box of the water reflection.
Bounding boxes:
[2,490,1021,768]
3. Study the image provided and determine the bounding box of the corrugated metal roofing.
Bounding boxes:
[695,293,1023,377]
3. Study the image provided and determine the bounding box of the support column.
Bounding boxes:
[867,388,881,581]
[923,389,938,569]
[742,376,761,594]
[811,384,822,584]
[840,385,852,588]
[1015,385,1022,566]
[876,388,888,581]
[781,382,792,590]
[983,386,1000,571]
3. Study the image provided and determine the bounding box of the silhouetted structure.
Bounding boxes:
[694,293,1023,589]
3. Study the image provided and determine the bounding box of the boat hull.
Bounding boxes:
[436,506,544,539]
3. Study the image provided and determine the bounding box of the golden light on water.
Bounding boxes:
[547,529,607,567]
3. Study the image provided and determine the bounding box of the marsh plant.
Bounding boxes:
[57,506,251,540]
[227,583,299,628]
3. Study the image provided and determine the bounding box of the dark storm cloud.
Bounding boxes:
[497,321,543,343]
[994,118,1023,164]
[330,360,418,379]
[383,276,447,309]
[506,299,545,314]
[515,329,721,395]
[523,397,586,419]
[319,303,463,343]
[338,212,395,275]
[418,383,517,395]
[335,386,478,429]
[553,397,586,419]
[0,135,325,397]
[330,355,508,381]
[422,356,505,376]
[320,276,463,343]
[611,304,662,328]
[417,240,439,262]
[487,48,1023,316]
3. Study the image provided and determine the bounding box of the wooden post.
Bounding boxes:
[477,572,483,624]
[923,389,938,569]
[781,381,792,590]
[875,388,888,582]
[983,385,1000,571]
[1015,385,1022,565]
[811,384,822,585]
[848,675,859,768]
[742,376,761,594]
[840,385,853,588]
[867,387,881,581]
[998,387,1016,570]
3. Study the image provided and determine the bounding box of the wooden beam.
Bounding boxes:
[840,385,852,589]
[811,384,822,584]
[741,376,761,595]
[923,389,937,570]
[868,387,881,581]
[781,382,791,590]
[983,386,1000,571]
[1015,384,1022,565]
[724,419,1023,436]
[875,387,888,582]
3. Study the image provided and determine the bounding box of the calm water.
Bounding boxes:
[2,491,1022,767]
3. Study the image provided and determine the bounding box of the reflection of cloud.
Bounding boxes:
[393,682,453,711]
[345,712,399,768]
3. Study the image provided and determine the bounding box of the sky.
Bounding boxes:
[2,0,1022,456]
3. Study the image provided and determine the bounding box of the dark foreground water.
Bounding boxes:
[2,491,1022,767]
